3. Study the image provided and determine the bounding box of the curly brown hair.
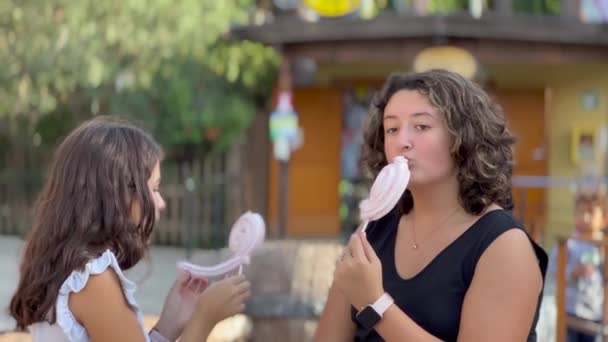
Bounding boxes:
[361,69,515,215]
[9,116,163,330]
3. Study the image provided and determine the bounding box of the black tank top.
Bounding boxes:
[350,207,548,341]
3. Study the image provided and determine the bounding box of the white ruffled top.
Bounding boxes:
[28,249,149,342]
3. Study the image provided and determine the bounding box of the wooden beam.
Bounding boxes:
[231,12,608,46]
[283,38,608,65]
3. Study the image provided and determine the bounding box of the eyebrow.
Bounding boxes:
[383,112,435,121]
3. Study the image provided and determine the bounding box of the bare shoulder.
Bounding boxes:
[478,227,543,292]
[458,219,544,340]
[473,203,544,297]
[480,204,541,275]
[70,269,145,341]
[70,268,126,315]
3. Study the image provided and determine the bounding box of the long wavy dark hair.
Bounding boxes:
[362,69,516,215]
[9,116,163,330]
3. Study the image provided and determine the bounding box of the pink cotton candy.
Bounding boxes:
[177,211,265,282]
[360,156,410,233]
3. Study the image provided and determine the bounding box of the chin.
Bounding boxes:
[407,179,423,189]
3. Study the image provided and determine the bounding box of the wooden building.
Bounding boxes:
[234,0,608,244]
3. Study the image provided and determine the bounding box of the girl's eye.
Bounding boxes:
[386,127,398,134]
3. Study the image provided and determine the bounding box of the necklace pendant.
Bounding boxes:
[412,243,418,250]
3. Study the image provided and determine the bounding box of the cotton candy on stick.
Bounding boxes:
[359,156,410,233]
[177,211,265,283]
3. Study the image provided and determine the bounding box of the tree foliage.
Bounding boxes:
[0,0,279,170]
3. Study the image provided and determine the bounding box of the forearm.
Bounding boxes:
[152,320,180,342]
[314,286,356,342]
[150,327,174,342]
[374,305,443,342]
[178,319,214,342]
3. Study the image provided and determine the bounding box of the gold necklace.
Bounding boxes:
[411,208,461,250]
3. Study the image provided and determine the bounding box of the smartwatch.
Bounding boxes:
[355,292,394,330]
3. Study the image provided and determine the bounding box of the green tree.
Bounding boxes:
[0,0,278,179]
[428,0,469,13]
[0,0,279,219]
[513,0,560,14]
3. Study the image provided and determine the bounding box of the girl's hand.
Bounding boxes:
[154,271,208,341]
[194,274,251,326]
[334,231,385,310]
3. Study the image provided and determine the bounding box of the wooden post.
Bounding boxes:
[226,139,243,230]
[182,162,194,257]
[556,237,568,342]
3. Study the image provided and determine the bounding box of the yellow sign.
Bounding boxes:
[571,126,599,166]
[303,0,362,17]
[413,46,478,80]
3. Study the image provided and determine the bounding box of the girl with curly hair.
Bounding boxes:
[315,69,548,341]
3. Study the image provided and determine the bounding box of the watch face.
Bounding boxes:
[356,306,381,330]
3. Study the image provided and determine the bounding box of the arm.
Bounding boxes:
[70,269,147,341]
[313,284,356,342]
[72,271,249,342]
[337,232,443,341]
[344,229,542,341]
[180,275,251,342]
[151,272,208,341]
[457,229,543,341]
[179,318,214,342]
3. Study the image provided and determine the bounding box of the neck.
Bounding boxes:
[408,175,464,229]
